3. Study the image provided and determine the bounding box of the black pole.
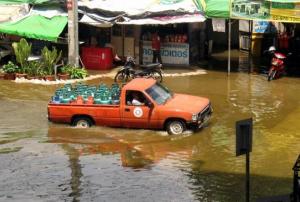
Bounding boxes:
[246,151,250,202]
[248,20,252,74]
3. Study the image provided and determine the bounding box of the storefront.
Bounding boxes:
[78,19,205,68]
[77,0,205,68]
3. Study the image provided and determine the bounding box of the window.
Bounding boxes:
[146,83,172,105]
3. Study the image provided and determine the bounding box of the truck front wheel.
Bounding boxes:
[166,120,186,135]
[72,117,93,128]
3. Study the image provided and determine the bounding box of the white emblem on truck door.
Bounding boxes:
[133,107,143,118]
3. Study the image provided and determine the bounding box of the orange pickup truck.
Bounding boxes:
[48,78,212,135]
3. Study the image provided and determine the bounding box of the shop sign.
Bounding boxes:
[212,19,226,32]
[231,0,300,23]
[253,21,273,33]
[142,41,189,65]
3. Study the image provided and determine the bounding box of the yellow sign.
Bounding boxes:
[231,0,300,23]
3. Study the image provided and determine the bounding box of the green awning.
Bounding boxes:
[202,0,230,18]
[0,15,67,41]
[267,0,300,2]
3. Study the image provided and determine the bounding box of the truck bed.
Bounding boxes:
[48,102,122,127]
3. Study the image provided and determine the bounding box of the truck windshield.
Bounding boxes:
[146,83,173,105]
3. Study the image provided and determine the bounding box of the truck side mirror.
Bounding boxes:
[147,101,154,108]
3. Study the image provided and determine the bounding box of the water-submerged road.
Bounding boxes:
[0,70,299,201]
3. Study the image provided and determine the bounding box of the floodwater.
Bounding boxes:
[0,70,300,202]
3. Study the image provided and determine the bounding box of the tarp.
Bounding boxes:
[0,15,67,41]
[0,4,30,22]
[202,0,230,18]
[0,0,51,4]
[79,15,114,27]
[266,0,300,2]
[79,0,202,16]
[119,13,206,25]
[78,0,205,26]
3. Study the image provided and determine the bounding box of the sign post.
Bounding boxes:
[293,154,300,202]
[236,118,253,202]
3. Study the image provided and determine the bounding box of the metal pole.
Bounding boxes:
[68,0,79,67]
[248,20,252,74]
[246,152,250,202]
[122,25,125,57]
[228,19,231,76]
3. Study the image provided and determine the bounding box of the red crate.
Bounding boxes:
[81,47,112,70]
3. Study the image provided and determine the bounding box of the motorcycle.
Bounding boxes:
[114,56,163,83]
[266,46,291,81]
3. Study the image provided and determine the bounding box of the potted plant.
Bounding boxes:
[12,38,31,79]
[0,69,5,80]
[58,64,71,80]
[36,68,47,80]
[41,47,62,81]
[69,67,88,79]
[26,61,42,80]
[2,61,19,80]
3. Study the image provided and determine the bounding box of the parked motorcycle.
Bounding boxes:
[114,56,163,83]
[266,46,291,81]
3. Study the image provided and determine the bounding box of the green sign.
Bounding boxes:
[231,0,300,22]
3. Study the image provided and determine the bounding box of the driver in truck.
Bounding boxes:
[131,92,144,106]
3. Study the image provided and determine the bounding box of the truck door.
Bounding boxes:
[121,90,152,128]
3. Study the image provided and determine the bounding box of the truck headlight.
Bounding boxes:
[192,114,198,121]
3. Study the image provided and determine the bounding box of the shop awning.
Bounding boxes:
[266,0,300,2]
[78,0,205,26]
[0,4,30,22]
[0,0,52,5]
[80,15,114,27]
[0,15,67,41]
[118,13,206,25]
[79,0,203,16]
[200,0,230,19]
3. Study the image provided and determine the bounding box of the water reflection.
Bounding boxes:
[47,126,204,169]
[61,144,82,202]
[47,126,204,201]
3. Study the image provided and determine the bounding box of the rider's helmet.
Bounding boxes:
[269,46,276,52]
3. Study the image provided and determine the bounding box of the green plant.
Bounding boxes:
[12,38,31,73]
[36,68,47,77]
[41,47,62,75]
[2,61,19,74]
[26,61,42,76]
[60,64,73,74]
[69,67,88,79]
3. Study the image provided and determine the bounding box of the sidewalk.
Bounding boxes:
[14,65,207,85]
[87,65,207,79]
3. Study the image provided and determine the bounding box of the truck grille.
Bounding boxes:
[198,103,212,120]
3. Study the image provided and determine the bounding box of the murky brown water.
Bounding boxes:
[0,71,300,201]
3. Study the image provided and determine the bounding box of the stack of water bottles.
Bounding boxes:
[51,82,121,105]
